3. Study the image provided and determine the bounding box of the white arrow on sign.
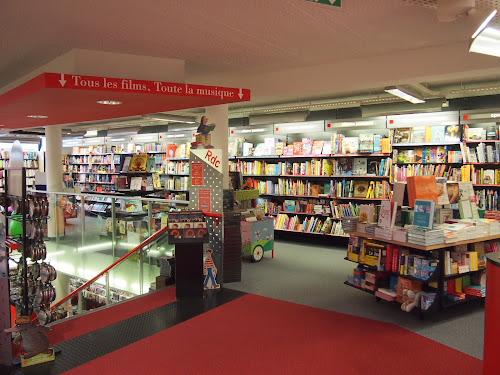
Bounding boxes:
[59,73,67,87]
[238,88,243,99]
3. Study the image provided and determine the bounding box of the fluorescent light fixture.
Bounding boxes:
[96,100,122,105]
[27,115,48,119]
[471,9,498,38]
[470,23,500,57]
[142,113,197,124]
[384,86,425,104]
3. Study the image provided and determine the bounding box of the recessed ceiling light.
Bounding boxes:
[97,100,122,105]
[27,115,48,119]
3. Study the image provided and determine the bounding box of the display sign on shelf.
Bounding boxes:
[387,112,459,128]
[325,116,386,131]
[460,108,500,125]
[130,133,159,143]
[273,120,324,135]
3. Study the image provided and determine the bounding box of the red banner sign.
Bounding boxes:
[44,73,250,101]
[191,162,204,186]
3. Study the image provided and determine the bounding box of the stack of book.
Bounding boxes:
[392,227,407,242]
[406,227,445,246]
[463,285,486,297]
[356,222,377,234]
[374,226,393,240]
[341,216,359,233]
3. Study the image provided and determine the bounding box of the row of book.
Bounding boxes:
[274,214,345,235]
[348,237,438,280]
[390,163,450,182]
[331,180,391,199]
[391,125,461,144]
[255,198,280,215]
[232,157,392,177]
[461,165,500,185]
[443,250,482,275]
[281,199,331,215]
[163,176,189,191]
[463,142,500,163]
[164,161,190,175]
[229,134,391,157]
[90,155,114,164]
[393,146,451,164]
[476,189,500,211]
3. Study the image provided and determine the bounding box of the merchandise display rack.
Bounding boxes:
[5,167,56,323]
[345,231,492,317]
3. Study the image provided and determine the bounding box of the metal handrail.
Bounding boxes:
[50,225,169,310]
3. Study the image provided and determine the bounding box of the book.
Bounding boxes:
[411,127,426,143]
[146,157,156,172]
[353,180,370,198]
[435,177,450,205]
[322,141,332,155]
[302,138,313,155]
[406,175,438,207]
[129,154,148,172]
[392,182,406,207]
[130,176,143,190]
[311,140,325,155]
[353,158,367,175]
[341,137,359,154]
[358,204,375,223]
[152,173,162,189]
[166,144,176,158]
[431,126,446,143]
[378,200,393,228]
[483,169,495,184]
[293,142,303,155]
[122,156,132,172]
[445,125,461,142]
[413,199,436,229]
[393,128,412,144]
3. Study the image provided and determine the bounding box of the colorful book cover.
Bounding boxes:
[302,138,313,155]
[424,127,433,142]
[435,177,450,205]
[393,128,412,144]
[341,137,359,154]
[413,199,436,229]
[483,169,495,184]
[322,159,334,176]
[122,156,132,172]
[431,126,446,143]
[293,142,303,155]
[166,144,176,158]
[353,180,370,198]
[353,158,368,175]
[129,154,148,172]
[311,140,325,155]
[377,200,393,228]
[411,127,426,143]
[406,175,438,207]
[436,146,446,163]
[275,142,285,155]
[414,148,423,163]
[445,125,461,142]
[130,176,143,190]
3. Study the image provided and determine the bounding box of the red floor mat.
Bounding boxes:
[64,294,482,375]
[47,287,176,346]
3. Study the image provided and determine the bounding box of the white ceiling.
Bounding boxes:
[1,0,500,111]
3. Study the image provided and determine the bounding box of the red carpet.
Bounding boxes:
[64,294,482,375]
[47,286,176,345]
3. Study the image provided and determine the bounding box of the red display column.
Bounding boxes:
[484,253,500,375]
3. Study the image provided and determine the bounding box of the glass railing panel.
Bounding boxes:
[23,190,187,321]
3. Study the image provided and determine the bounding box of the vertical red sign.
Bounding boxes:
[198,189,211,212]
[191,162,203,186]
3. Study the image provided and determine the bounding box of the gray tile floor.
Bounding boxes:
[227,239,485,359]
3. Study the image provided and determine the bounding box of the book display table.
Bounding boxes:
[345,231,498,317]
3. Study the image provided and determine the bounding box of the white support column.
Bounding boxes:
[45,125,63,237]
[206,104,229,189]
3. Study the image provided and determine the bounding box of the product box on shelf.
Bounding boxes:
[167,211,208,244]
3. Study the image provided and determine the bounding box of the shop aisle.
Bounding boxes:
[228,239,485,360]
